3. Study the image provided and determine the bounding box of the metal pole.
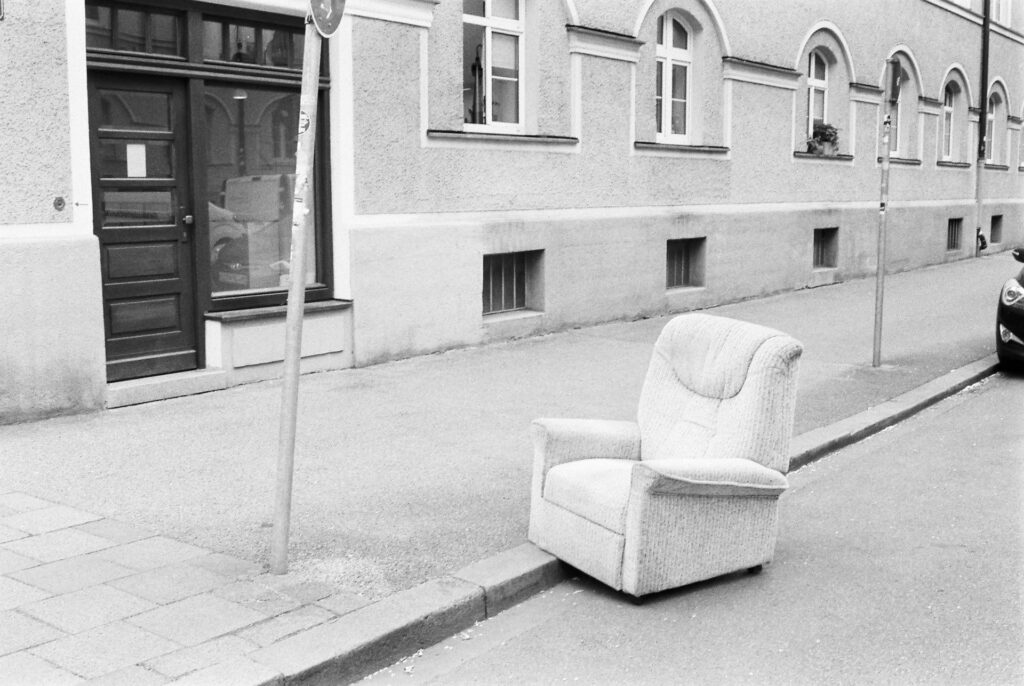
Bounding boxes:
[873,58,897,368]
[271,17,322,575]
[974,0,991,258]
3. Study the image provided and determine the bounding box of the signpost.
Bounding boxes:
[271,0,346,576]
[873,57,900,369]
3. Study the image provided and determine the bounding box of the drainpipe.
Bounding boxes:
[974,0,991,257]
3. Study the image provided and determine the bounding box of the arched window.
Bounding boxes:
[807,50,828,138]
[986,92,1005,164]
[655,13,692,142]
[884,56,918,159]
[941,83,956,161]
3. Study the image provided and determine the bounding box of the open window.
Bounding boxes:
[796,29,852,156]
[463,0,525,133]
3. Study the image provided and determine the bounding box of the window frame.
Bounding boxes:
[655,12,693,144]
[462,0,526,135]
[806,50,829,139]
[941,84,955,161]
[890,85,903,156]
[84,0,333,314]
[986,92,1003,164]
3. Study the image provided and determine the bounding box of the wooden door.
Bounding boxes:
[89,75,198,382]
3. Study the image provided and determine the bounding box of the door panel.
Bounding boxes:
[89,75,198,382]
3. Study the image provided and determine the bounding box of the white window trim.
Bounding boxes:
[463,0,526,135]
[941,85,955,161]
[890,89,903,157]
[655,13,693,144]
[806,50,828,138]
[986,95,998,163]
[993,0,1011,25]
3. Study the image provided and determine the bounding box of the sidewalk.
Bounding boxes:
[0,254,1013,684]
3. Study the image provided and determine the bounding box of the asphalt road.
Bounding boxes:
[363,372,1024,686]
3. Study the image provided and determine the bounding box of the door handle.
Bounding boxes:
[180,213,194,242]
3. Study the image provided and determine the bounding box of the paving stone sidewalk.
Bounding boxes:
[0,492,368,684]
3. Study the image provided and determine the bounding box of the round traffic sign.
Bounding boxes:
[309,0,346,38]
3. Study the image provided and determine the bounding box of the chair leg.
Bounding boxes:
[747,564,763,574]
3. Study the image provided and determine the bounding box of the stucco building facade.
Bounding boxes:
[2,0,1022,422]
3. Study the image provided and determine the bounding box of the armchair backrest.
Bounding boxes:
[637,313,803,473]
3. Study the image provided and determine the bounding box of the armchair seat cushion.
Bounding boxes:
[544,458,635,533]
[638,458,788,497]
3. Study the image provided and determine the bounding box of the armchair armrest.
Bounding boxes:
[633,457,788,497]
[531,418,641,479]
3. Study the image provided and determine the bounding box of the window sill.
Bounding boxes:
[984,163,1010,171]
[875,156,922,166]
[634,142,729,156]
[793,151,854,162]
[483,308,544,324]
[937,160,972,168]
[426,129,578,146]
[666,285,706,294]
[205,299,351,323]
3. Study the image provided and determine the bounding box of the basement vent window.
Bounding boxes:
[666,238,706,289]
[947,217,963,251]
[991,215,1003,244]
[813,228,838,269]
[483,250,543,315]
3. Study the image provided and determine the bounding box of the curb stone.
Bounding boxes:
[788,355,1000,471]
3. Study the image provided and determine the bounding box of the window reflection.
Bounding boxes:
[203,20,304,68]
[204,85,315,295]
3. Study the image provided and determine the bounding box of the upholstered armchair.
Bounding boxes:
[528,313,803,598]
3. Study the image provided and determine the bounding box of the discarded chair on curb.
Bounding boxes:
[528,313,803,598]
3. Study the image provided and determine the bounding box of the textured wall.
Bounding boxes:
[0,235,107,423]
[353,0,1022,216]
[343,0,1022,363]
[0,0,74,226]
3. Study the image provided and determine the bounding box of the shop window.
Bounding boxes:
[203,19,305,69]
[947,218,963,251]
[666,238,705,288]
[813,228,838,269]
[463,0,525,132]
[205,86,319,297]
[655,13,693,143]
[483,250,543,314]
[991,215,1003,244]
[86,2,181,56]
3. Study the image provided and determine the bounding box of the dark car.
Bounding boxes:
[997,247,1024,369]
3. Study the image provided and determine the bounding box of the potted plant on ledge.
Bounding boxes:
[806,122,839,156]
